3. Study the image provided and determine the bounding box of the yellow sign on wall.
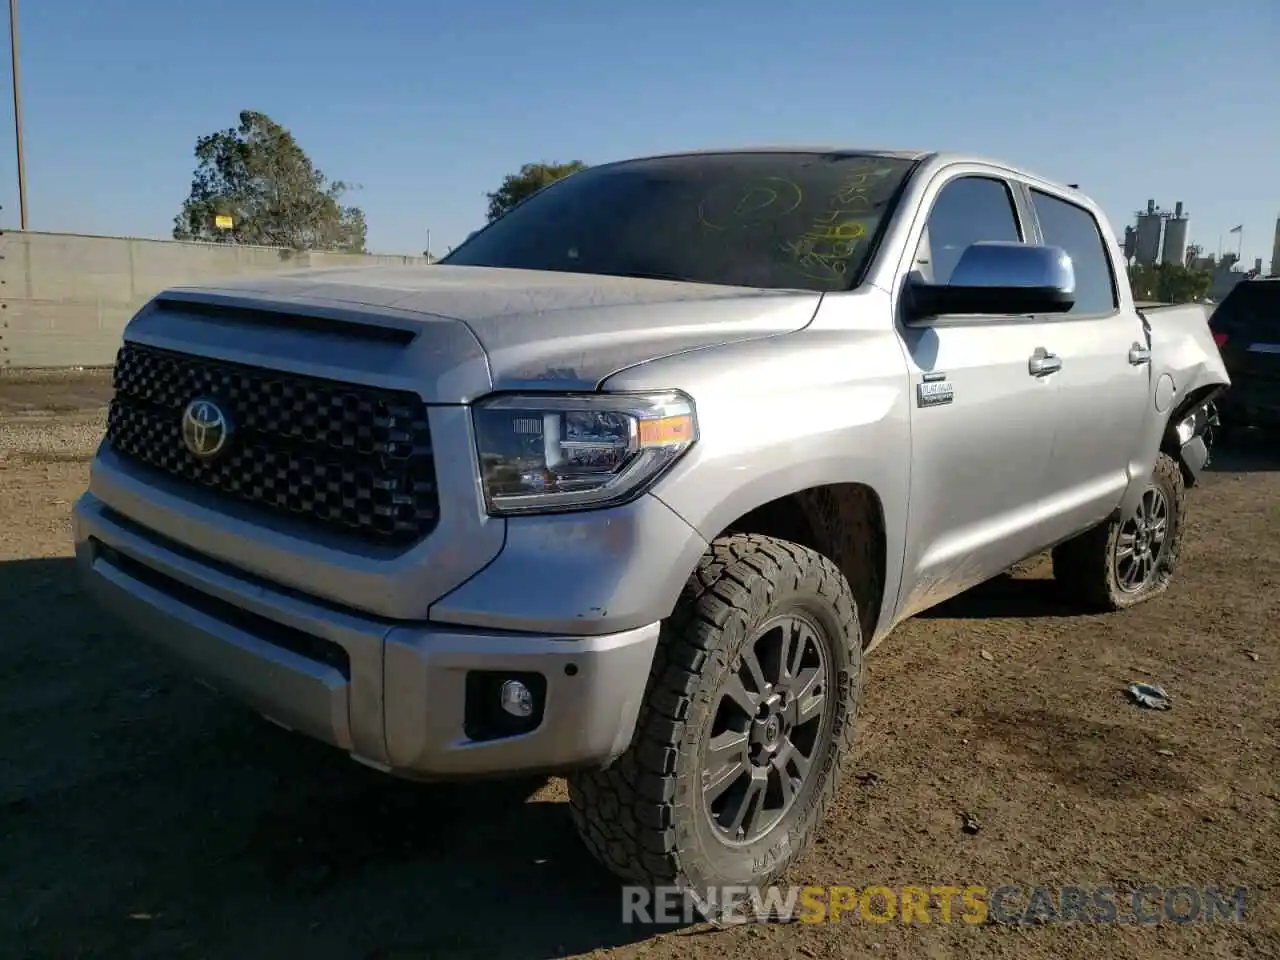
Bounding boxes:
[214,214,234,230]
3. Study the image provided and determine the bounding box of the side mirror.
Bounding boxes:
[905,242,1076,322]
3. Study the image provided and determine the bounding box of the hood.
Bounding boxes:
[150,265,823,400]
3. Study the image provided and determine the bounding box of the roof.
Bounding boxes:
[590,147,1077,198]
[603,146,933,164]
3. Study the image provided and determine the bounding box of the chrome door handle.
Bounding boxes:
[1129,343,1151,365]
[1029,348,1062,376]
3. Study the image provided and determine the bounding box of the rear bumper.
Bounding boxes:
[1218,398,1280,426]
[1217,375,1280,425]
[73,492,660,779]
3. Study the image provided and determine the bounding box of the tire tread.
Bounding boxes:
[1052,452,1187,611]
[567,533,861,891]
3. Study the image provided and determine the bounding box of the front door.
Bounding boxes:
[894,172,1061,620]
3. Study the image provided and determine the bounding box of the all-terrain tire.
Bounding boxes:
[567,533,862,914]
[1051,452,1187,611]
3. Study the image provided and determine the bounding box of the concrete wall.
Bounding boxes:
[0,231,432,369]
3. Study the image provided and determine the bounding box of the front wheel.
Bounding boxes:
[1052,452,1187,611]
[568,533,862,915]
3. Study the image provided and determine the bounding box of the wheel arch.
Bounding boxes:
[715,482,889,648]
[1159,384,1227,487]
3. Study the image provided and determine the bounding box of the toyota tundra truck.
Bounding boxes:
[73,148,1229,903]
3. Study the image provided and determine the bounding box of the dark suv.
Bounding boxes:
[1210,278,1280,435]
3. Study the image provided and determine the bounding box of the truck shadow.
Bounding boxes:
[915,573,1080,621]
[0,557,688,960]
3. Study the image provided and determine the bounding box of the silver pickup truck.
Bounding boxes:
[74,148,1228,901]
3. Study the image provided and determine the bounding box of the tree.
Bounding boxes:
[485,161,587,223]
[1127,262,1212,303]
[173,110,367,253]
[1158,264,1212,303]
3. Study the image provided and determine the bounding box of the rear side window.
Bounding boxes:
[1211,281,1280,337]
[919,176,1022,284]
[1030,190,1118,315]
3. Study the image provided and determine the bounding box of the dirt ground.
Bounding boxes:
[2,373,1277,960]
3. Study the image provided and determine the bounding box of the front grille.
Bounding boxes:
[106,343,440,543]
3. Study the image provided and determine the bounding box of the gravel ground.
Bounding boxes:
[0,368,114,418]
[0,369,110,467]
[0,410,106,463]
[1,374,1277,960]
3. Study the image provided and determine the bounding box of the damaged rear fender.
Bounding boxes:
[1120,309,1231,512]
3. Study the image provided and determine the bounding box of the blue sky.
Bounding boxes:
[1,0,1276,265]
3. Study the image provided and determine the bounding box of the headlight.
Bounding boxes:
[472,391,697,515]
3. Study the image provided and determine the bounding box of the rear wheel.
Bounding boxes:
[568,533,862,916]
[1052,452,1186,611]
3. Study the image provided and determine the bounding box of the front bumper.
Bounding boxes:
[74,493,660,779]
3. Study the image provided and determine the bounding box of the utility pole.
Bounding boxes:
[425,228,431,261]
[8,0,27,229]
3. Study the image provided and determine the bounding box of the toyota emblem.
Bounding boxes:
[181,398,232,460]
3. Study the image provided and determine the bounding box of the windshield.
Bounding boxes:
[441,152,917,292]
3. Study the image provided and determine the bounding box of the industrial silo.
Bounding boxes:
[1122,225,1138,262]
[1135,199,1163,266]
[1271,216,1280,277]
[1162,201,1189,267]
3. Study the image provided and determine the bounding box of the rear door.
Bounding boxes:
[1024,186,1151,540]
[1210,280,1280,422]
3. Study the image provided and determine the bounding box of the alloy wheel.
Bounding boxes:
[700,613,833,845]
[1114,487,1170,592]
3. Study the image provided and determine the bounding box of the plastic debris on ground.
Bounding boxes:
[1126,682,1172,710]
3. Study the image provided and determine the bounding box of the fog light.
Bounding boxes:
[499,679,535,718]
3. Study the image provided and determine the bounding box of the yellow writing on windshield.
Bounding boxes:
[785,160,893,281]
[698,177,803,231]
